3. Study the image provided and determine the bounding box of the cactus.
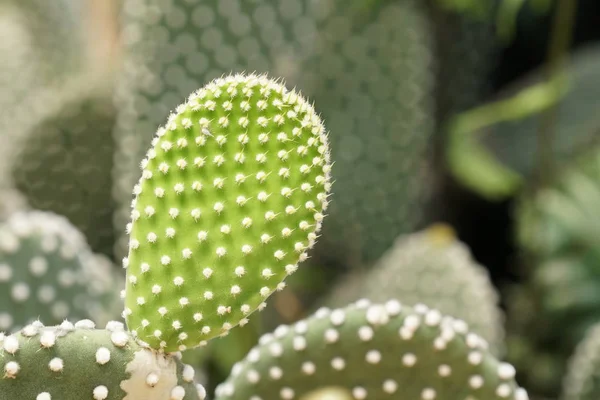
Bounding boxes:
[114,0,435,266]
[123,73,331,352]
[0,319,206,400]
[563,322,600,400]
[215,300,527,400]
[506,147,600,395]
[323,224,505,355]
[12,88,117,257]
[0,0,88,118]
[0,188,28,221]
[0,210,123,332]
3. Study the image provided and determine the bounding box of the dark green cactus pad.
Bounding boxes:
[324,224,505,355]
[0,320,206,400]
[0,211,123,332]
[123,73,331,352]
[12,90,117,257]
[215,300,528,400]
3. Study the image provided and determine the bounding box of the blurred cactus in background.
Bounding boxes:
[0,211,122,332]
[324,224,505,355]
[1,0,600,398]
[12,89,117,257]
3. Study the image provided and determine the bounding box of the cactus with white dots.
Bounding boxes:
[113,0,435,266]
[323,223,505,355]
[0,210,123,332]
[214,300,528,400]
[123,73,331,352]
[0,319,206,400]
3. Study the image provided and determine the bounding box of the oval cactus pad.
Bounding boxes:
[124,73,332,352]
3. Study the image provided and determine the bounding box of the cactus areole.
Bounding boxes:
[123,73,332,352]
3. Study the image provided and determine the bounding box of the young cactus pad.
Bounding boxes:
[0,320,205,400]
[215,300,528,400]
[124,73,331,352]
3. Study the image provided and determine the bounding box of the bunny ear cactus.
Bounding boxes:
[0,211,123,332]
[12,89,117,257]
[215,300,528,400]
[114,0,435,267]
[0,320,206,400]
[123,73,331,352]
[323,223,505,355]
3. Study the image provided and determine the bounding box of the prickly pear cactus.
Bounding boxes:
[114,0,435,267]
[0,0,87,119]
[563,322,600,400]
[123,73,331,352]
[0,320,206,400]
[507,147,600,395]
[324,224,505,354]
[12,89,117,257]
[0,211,123,332]
[215,300,528,400]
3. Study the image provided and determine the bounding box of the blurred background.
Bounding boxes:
[1,0,600,399]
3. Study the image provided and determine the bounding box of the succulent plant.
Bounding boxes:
[0,319,206,400]
[0,210,123,333]
[506,147,600,395]
[323,224,505,355]
[563,322,600,400]
[12,88,117,257]
[122,73,331,352]
[114,0,435,267]
[215,299,527,400]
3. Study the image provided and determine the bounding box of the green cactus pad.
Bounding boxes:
[0,211,123,332]
[113,0,435,265]
[124,73,331,352]
[324,224,505,354]
[12,90,117,257]
[0,320,206,400]
[215,300,528,400]
[563,322,600,400]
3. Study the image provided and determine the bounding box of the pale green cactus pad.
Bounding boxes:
[124,73,331,352]
[0,211,123,332]
[0,319,206,400]
[324,223,505,355]
[215,300,528,400]
[563,322,600,400]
